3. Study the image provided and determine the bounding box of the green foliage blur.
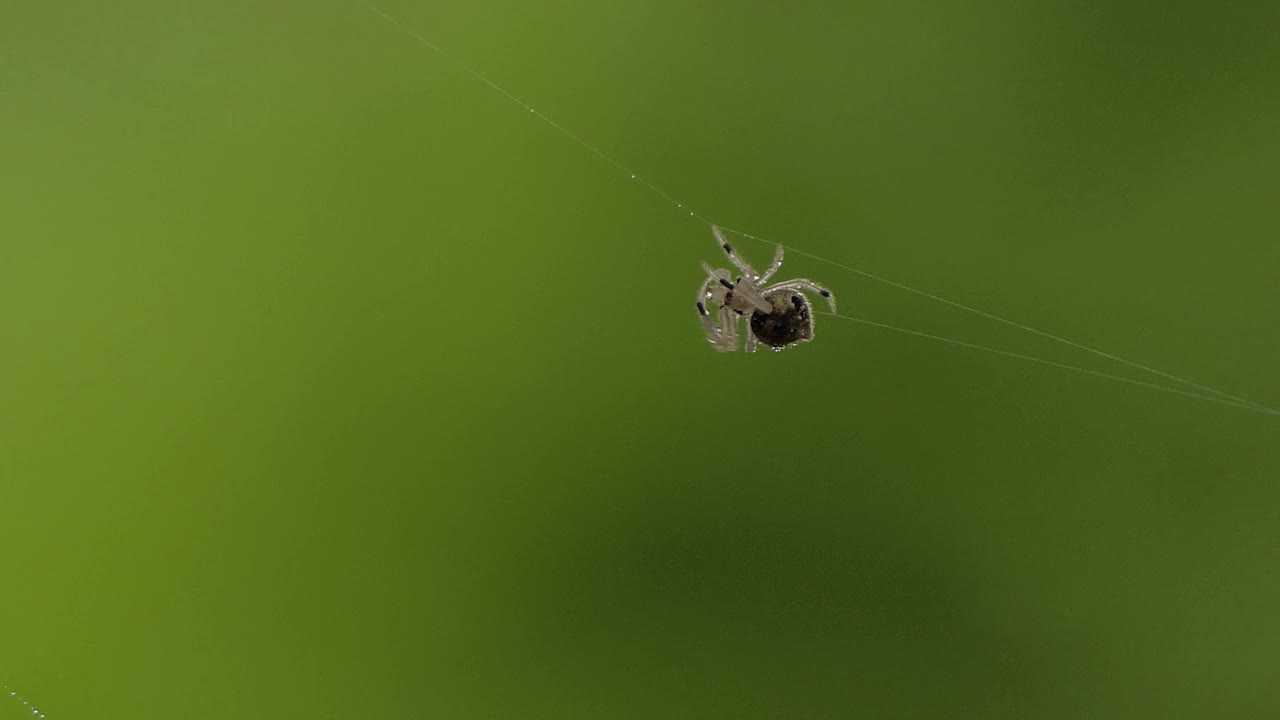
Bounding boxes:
[2,1,1278,717]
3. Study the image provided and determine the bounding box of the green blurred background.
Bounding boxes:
[2,1,1279,717]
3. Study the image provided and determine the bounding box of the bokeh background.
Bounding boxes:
[3,1,1279,717]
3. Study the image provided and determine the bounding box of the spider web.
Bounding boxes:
[363,2,1278,419]
[0,680,46,720]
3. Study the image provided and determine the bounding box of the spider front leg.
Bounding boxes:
[700,261,771,314]
[695,279,739,352]
[718,305,739,351]
[711,225,759,280]
[764,279,837,313]
[696,279,720,340]
[758,244,784,284]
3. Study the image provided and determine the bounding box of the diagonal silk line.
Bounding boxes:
[719,226,1278,416]
[363,3,714,227]
[362,3,1277,418]
[818,311,1279,417]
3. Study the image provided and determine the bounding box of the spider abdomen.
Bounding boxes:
[749,291,813,349]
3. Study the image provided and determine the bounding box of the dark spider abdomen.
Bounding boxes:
[749,291,813,348]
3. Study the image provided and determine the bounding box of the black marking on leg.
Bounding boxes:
[696,301,707,316]
[718,278,734,289]
[722,243,733,254]
[819,289,831,297]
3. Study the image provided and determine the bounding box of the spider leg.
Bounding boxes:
[696,280,723,344]
[701,261,771,314]
[764,279,837,313]
[711,225,759,280]
[719,304,739,352]
[700,262,732,286]
[696,278,737,352]
[758,244,785,283]
[731,279,773,314]
[745,325,758,353]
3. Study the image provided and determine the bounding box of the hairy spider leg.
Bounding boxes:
[711,225,759,279]
[696,276,740,352]
[758,244,785,284]
[700,262,771,313]
[695,279,719,337]
[717,304,738,351]
[765,279,837,313]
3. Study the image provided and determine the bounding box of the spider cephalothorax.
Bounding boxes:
[695,226,836,352]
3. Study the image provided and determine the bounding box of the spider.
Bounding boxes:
[695,226,837,352]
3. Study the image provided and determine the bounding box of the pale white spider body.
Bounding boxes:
[696,226,837,352]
